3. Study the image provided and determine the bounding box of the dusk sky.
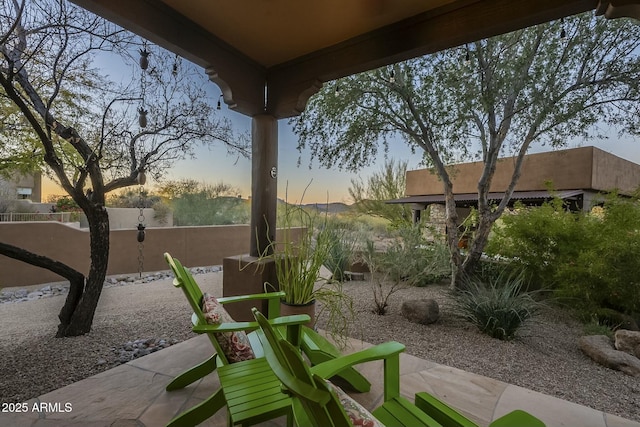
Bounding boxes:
[42,92,640,204]
[40,46,640,204]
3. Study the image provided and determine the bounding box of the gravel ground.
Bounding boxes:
[1,270,639,423]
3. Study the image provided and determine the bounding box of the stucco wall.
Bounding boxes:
[0,222,303,287]
[592,148,640,194]
[406,147,638,196]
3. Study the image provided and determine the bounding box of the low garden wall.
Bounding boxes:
[0,222,302,287]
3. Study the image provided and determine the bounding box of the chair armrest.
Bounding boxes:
[192,314,310,335]
[310,341,405,379]
[217,291,285,305]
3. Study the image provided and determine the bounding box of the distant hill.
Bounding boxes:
[302,202,351,214]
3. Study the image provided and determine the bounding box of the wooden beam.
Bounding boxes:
[250,116,278,258]
[69,0,266,117]
[267,0,597,118]
[596,0,640,19]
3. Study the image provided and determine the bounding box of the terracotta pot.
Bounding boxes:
[280,299,316,327]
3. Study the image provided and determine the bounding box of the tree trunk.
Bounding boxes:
[441,185,465,290]
[0,242,86,317]
[56,205,110,337]
[460,214,494,279]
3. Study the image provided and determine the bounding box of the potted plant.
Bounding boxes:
[266,200,354,346]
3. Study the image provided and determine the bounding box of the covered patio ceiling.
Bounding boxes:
[68,0,639,119]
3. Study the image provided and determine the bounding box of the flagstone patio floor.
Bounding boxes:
[2,333,639,427]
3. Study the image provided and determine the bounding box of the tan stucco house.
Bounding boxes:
[389,146,640,225]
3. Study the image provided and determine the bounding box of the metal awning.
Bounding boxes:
[386,190,584,204]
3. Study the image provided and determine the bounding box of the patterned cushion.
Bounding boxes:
[327,381,384,427]
[202,293,255,363]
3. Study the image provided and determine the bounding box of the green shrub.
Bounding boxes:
[582,317,614,339]
[452,269,541,340]
[375,224,450,287]
[486,198,588,288]
[487,194,640,316]
[320,225,358,282]
[172,194,249,225]
[554,195,640,315]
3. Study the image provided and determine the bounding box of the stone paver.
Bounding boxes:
[1,332,639,427]
[494,384,608,427]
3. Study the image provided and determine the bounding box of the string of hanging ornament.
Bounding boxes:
[136,41,150,278]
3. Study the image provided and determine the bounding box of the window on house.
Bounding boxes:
[16,187,32,199]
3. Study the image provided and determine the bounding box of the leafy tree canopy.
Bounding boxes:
[292,12,640,286]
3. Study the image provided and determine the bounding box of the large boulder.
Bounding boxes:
[615,330,640,358]
[579,335,640,377]
[401,299,439,325]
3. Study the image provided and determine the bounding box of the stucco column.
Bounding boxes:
[250,114,278,257]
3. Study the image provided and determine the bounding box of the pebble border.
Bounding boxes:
[0,265,222,304]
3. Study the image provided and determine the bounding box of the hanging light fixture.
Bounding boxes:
[138,107,148,128]
[172,54,179,77]
[334,83,341,96]
[217,94,223,110]
[136,170,147,185]
[389,69,395,84]
[560,18,567,39]
[139,48,150,70]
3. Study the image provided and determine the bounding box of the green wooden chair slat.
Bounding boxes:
[373,398,443,427]
[414,392,479,427]
[489,409,546,427]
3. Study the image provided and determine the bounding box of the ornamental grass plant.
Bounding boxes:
[266,198,355,348]
[452,268,542,340]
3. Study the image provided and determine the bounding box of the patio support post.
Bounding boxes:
[222,114,278,321]
[250,114,278,258]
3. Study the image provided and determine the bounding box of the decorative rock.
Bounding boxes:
[0,291,14,300]
[579,335,640,377]
[112,337,180,364]
[1,265,222,304]
[615,330,640,358]
[401,299,439,325]
[96,358,107,366]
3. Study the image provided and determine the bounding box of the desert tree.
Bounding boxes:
[0,0,249,336]
[293,12,640,288]
[348,158,412,228]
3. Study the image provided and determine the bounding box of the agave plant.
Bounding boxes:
[452,268,543,340]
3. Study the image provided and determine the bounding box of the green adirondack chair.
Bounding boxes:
[163,253,370,427]
[252,308,546,427]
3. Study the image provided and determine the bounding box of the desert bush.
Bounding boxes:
[107,189,162,208]
[554,195,640,315]
[377,224,450,287]
[452,268,541,340]
[173,194,249,225]
[486,198,588,288]
[582,317,614,339]
[362,240,407,315]
[488,194,640,316]
[320,224,358,282]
